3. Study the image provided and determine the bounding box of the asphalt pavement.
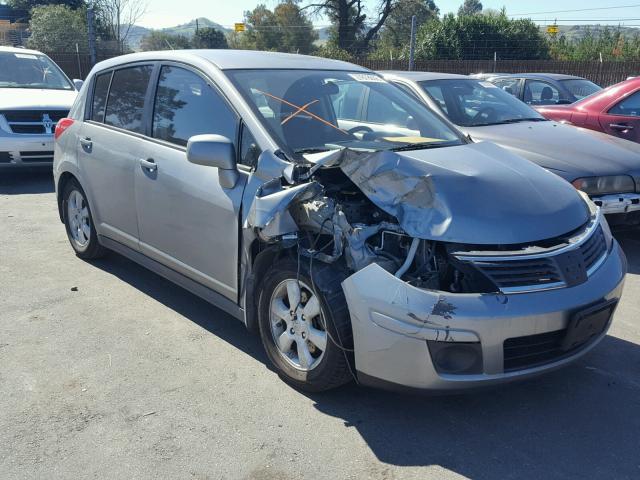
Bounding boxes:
[1,171,639,480]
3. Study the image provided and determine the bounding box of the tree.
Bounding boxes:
[306,0,398,55]
[140,31,191,51]
[458,0,482,16]
[27,4,88,52]
[273,0,317,54]
[377,0,438,51]
[93,0,148,52]
[416,12,548,60]
[192,27,228,49]
[549,27,640,61]
[239,1,317,54]
[7,0,84,14]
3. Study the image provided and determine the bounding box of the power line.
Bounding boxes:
[510,4,640,16]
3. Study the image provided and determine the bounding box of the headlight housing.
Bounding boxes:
[572,175,635,195]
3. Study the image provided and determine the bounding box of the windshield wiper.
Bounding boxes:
[489,117,549,125]
[389,142,450,152]
[294,147,335,155]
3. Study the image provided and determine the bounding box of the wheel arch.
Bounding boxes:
[56,171,79,223]
[244,240,292,333]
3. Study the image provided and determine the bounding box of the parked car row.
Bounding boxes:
[1,46,635,393]
[381,71,640,228]
[47,50,630,394]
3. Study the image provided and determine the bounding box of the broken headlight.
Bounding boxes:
[572,175,635,195]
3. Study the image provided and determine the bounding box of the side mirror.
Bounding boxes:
[73,79,84,91]
[187,134,238,188]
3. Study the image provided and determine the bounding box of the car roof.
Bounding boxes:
[380,70,469,81]
[0,45,46,55]
[487,73,588,81]
[93,49,370,72]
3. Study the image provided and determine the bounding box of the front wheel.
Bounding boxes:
[62,179,107,259]
[257,259,354,391]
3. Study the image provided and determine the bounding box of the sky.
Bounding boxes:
[137,0,640,29]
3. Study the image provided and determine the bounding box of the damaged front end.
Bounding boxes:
[242,142,624,390]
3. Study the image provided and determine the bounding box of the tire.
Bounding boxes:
[62,179,107,260]
[258,258,354,392]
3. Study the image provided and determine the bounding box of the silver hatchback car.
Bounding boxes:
[54,51,626,393]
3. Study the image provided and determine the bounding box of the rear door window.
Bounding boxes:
[609,91,640,117]
[152,65,238,147]
[91,72,111,122]
[104,65,153,133]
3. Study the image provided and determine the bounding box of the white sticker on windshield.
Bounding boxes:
[480,81,498,88]
[349,73,386,83]
[14,53,38,60]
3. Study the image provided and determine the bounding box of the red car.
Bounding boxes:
[537,77,640,144]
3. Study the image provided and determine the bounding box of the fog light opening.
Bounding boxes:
[427,341,483,375]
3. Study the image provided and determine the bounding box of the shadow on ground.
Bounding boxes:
[89,237,640,479]
[0,171,54,195]
[615,229,640,275]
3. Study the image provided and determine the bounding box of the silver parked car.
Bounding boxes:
[382,71,640,228]
[54,51,626,392]
[0,46,79,169]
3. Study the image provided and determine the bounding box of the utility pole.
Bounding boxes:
[75,43,82,78]
[87,7,97,67]
[409,15,417,71]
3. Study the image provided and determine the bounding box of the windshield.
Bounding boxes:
[0,52,73,90]
[226,69,464,157]
[560,79,601,101]
[419,79,547,127]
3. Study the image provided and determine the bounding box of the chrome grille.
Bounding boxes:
[0,152,13,163]
[472,257,563,290]
[582,226,607,273]
[19,151,54,163]
[455,214,608,294]
[1,110,68,135]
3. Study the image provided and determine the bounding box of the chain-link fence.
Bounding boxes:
[40,51,640,86]
[357,58,640,85]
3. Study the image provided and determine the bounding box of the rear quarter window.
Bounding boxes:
[91,72,111,122]
[104,65,153,133]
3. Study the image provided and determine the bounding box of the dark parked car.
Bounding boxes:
[537,77,640,144]
[484,73,602,106]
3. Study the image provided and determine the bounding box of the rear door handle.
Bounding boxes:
[80,137,92,152]
[139,158,157,171]
[610,123,633,131]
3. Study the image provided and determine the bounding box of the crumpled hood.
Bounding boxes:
[309,141,590,245]
[464,121,640,181]
[0,88,77,110]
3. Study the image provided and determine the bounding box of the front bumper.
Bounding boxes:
[592,193,640,215]
[0,133,55,169]
[341,241,626,392]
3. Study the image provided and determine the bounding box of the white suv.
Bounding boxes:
[0,46,78,169]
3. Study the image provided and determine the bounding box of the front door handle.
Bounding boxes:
[80,137,92,152]
[139,158,157,171]
[610,123,634,131]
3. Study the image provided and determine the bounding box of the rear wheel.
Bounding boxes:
[62,179,106,259]
[257,259,354,391]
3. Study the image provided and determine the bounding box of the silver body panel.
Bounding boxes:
[54,52,627,392]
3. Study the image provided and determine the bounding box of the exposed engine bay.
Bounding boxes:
[244,144,594,296]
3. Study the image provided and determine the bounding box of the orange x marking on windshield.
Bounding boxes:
[281,99,319,125]
[255,89,349,135]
